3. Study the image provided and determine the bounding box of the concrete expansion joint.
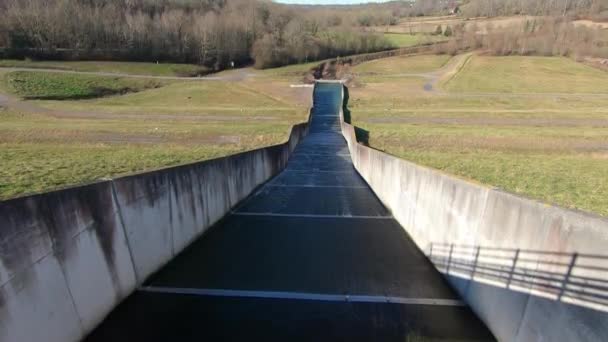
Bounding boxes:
[230,212,394,220]
[265,184,368,189]
[292,153,351,157]
[285,169,354,173]
[138,286,465,307]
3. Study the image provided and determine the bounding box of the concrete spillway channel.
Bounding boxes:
[86,83,494,341]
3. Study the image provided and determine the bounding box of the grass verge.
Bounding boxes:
[349,53,608,216]
[383,33,445,47]
[0,59,209,77]
[0,143,239,199]
[443,56,608,93]
[4,71,164,100]
[0,109,300,199]
[353,54,450,76]
[30,80,307,116]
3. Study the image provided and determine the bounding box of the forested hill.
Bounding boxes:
[0,0,400,69]
[0,0,605,70]
[460,0,606,18]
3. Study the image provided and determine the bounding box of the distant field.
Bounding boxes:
[0,59,209,77]
[30,79,306,116]
[0,108,296,199]
[4,71,165,100]
[382,33,444,47]
[257,61,320,78]
[371,15,536,34]
[349,54,608,216]
[352,54,450,75]
[3,53,608,216]
[0,67,312,199]
[444,56,608,93]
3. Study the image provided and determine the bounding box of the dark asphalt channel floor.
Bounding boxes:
[86,83,495,341]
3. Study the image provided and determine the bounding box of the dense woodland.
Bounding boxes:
[461,0,608,19]
[0,0,401,69]
[437,1,608,59]
[396,0,608,18]
[436,16,608,59]
[0,0,607,69]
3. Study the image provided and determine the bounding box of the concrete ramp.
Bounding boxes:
[86,83,494,341]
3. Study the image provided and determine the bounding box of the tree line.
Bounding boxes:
[436,16,608,60]
[461,0,607,19]
[0,0,402,70]
[2,0,605,70]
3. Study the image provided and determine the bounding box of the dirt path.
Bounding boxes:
[359,53,472,93]
[0,91,48,113]
[436,92,608,98]
[365,116,608,127]
[356,52,608,98]
[415,53,608,97]
[422,53,473,93]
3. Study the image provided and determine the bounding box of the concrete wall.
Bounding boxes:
[0,115,311,342]
[337,85,608,342]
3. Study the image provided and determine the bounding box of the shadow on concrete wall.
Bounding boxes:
[428,243,608,314]
[342,85,370,146]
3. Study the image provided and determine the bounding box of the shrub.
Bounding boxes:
[434,25,443,35]
[444,25,453,37]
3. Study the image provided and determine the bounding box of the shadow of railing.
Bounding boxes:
[428,243,608,313]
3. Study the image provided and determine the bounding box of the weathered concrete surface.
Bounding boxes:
[0,116,310,341]
[0,182,135,341]
[84,81,494,341]
[339,84,608,342]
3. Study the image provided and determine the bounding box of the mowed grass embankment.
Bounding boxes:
[352,54,450,75]
[0,67,312,199]
[382,33,445,48]
[0,110,296,199]
[4,71,165,100]
[371,15,536,35]
[349,53,608,216]
[443,56,608,93]
[6,64,312,115]
[0,59,209,77]
[29,79,307,116]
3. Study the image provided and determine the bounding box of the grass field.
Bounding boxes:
[0,65,312,199]
[0,143,240,198]
[370,15,536,35]
[0,59,209,76]
[255,61,320,79]
[444,56,608,93]
[2,53,607,216]
[352,54,450,76]
[4,71,164,100]
[30,80,306,116]
[0,106,300,199]
[383,33,445,47]
[349,54,608,216]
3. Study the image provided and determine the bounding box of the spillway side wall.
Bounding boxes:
[337,84,608,342]
[0,104,313,342]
